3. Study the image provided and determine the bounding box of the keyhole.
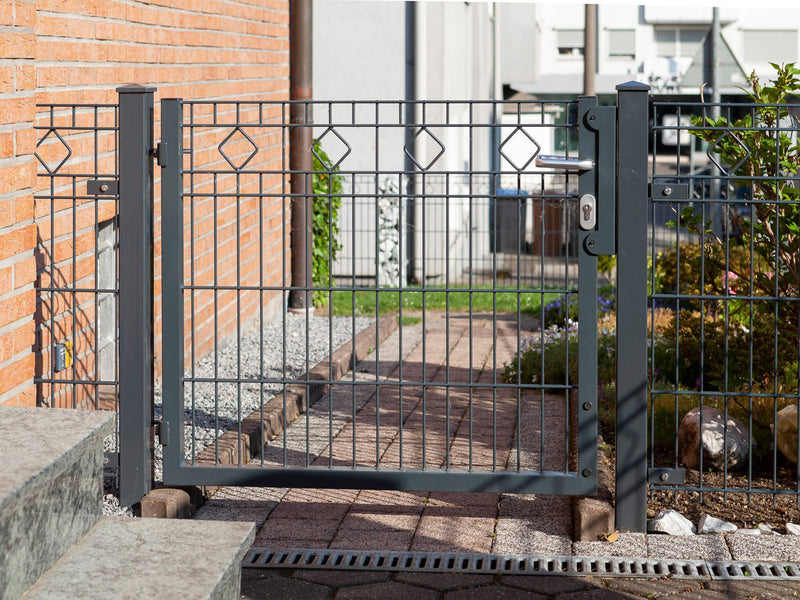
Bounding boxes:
[582,204,592,221]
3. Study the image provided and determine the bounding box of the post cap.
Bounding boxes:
[616,81,650,92]
[116,84,157,94]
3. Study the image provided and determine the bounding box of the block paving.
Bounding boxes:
[192,314,800,599]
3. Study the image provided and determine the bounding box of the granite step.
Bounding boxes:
[21,517,255,600]
[0,406,113,600]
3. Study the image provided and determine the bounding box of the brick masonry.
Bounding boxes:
[0,0,290,407]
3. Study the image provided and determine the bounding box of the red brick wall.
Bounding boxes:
[0,0,290,407]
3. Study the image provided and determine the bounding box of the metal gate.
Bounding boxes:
[158,93,617,496]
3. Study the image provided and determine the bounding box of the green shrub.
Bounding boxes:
[311,141,344,308]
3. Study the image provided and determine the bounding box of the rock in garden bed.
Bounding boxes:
[678,406,753,471]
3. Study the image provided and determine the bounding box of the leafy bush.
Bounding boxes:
[542,285,615,328]
[683,62,800,339]
[311,141,344,308]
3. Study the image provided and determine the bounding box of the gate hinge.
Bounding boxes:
[647,467,685,485]
[154,420,170,446]
[103,451,119,478]
[152,142,168,167]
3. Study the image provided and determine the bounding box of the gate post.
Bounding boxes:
[117,84,156,507]
[615,81,650,531]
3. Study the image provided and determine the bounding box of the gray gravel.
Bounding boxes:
[153,313,370,481]
[102,312,370,514]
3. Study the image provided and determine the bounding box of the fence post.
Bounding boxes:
[117,84,156,507]
[615,81,650,531]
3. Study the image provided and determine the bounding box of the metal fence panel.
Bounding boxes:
[160,99,599,495]
[34,102,121,483]
[648,99,800,508]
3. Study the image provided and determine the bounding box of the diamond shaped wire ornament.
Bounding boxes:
[312,127,351,170]
[218,126,258,171]
[404,127,445,172]
[707,130,751,176]
[35,128,72,175]
[499,126,541,172]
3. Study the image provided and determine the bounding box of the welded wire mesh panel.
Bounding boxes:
[33,104,120,476]
[33,105,119,411]
[649,100,800,516]
[163,99,593,493]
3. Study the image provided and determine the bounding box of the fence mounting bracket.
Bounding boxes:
[87,179,118,196]
[155,420,169,446]
[647,468,685,485]
[649,183,689,200]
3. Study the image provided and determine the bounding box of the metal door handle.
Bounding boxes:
[534,155,594,171]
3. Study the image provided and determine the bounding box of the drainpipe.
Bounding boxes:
[289,0,313,312]
[405,1,418,285]
[583,4,597,96]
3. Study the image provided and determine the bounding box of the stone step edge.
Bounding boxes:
[141,315,399,518]
[21,517,256,600]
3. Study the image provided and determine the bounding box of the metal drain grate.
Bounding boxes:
[244,548,800,581]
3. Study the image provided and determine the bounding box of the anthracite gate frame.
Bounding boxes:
[157,89,627,497]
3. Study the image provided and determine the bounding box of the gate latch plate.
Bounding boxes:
[648,468,685,485]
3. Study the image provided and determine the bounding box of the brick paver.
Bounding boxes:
[193,313,800,600]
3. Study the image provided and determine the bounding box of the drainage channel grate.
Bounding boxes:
[244,548,800,581]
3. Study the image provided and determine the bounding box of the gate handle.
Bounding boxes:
[534,155,594,171]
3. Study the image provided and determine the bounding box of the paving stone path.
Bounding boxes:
[192,313,800,597]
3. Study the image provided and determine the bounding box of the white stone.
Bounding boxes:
[678,406,753,471]
[736,528,762,535]
[785,523,800,535]
[648,510,696,535]
[697,514,737,534]
[773,405,799,464]
[757,524,780,535]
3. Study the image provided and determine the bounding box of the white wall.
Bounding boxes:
[512,4,800,96]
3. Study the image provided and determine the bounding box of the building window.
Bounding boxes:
[743,30,797,64]
[608,29,635,59]
[557,29,584,56]
[655,28,705,60]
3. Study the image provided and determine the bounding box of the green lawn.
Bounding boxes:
[329,287,561,323]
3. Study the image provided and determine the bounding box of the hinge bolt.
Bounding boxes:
[660,472,669,481]
[582,468,593,477]
[663,187,673,197]
[582,402,592,410]
[99,184,109,193]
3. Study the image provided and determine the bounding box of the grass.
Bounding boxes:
[329,287,561,324]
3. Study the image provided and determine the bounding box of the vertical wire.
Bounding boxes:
[467,102,474,472]
[281,101,288,468]
[235,103,243,467]
[189,103,198,465]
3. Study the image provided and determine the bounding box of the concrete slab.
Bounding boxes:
[0,407,113,600]
[573,533,648,558]
[647,533,732,561]
[492,519,572,556]
[22,517,255,600]
[726,532,800,561]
